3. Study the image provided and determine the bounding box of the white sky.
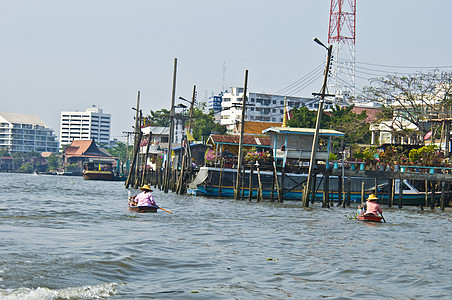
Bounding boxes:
[1,0,451,141]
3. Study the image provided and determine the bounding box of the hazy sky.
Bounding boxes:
[1,0,451,141]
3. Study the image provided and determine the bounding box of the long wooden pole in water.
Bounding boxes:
[234,70,248,200]
[164,58,178,193]
[141,132,152,186]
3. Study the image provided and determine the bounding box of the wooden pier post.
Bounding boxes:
[425,180,428,207]
[388,179,393,207]
[337,174,343,207]
[241,164,245,200]
[270,174,275,202]
[280,166,285,203]
[257,164,264,202]
[440,181,446,211]
[158,169,162,190]
[398,178,403,208]
[218,157,224,197]
[430,181,436,210]
[323,172,330,208]
[311,173,317,204]
[345,174,351,207]
[272,161,281,203]
[141,132,152,186]
[125,130,142,189]
[360,181,365,206]
[248,164,254,201]
[374,178,378,197]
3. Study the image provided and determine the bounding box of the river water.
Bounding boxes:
[1,173,451,299]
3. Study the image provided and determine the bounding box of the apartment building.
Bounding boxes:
[219,87,317,132]
[60,107,111,147]
[0,112,58,153]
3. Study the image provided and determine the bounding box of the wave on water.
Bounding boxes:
[0,282,120,300]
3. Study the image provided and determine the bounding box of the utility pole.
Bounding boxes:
[125,91,141,188]
[123,131,134,175]
[234,70,249,200]
[302,40,333,207]
[164,58,178,193]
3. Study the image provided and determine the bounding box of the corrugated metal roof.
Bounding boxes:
[262,127,344,136]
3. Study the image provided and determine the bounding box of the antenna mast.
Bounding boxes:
[328,0,356,102]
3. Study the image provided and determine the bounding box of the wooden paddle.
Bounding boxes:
[158,207,173,214]
[381,214,386,223]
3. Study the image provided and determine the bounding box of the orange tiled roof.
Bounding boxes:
[65,140,111,157]
[238,121,283,135]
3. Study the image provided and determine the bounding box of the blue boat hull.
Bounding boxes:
[189,167,433,205]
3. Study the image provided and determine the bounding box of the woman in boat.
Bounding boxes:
[363,194,383,216]
[130,184,157,207]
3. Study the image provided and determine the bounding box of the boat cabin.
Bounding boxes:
[262,127,344,167]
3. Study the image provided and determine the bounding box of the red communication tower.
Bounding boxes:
[328,0,356,44]
[327,0,356,101]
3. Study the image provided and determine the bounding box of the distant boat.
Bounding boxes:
[82,161,114,181]
[33,170,39,176]
[56,170,73,176]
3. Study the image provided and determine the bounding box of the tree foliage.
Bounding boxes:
[328,105,369,145]
[147,109,171,127]
[47,153,60,170]
[287,106,325,128]
[106,141,131,162]
[287,104,369,145]
[362,70,452,135]
[191,108,226,141]
[147,107,226,142]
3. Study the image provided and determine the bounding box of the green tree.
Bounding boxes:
[106,141,131,162]
[47,153,60,171]
[191,108,226,141]
[327,105,369,145]
[287,106,331,128]
[147,109,171,127]
[19,162,33,173]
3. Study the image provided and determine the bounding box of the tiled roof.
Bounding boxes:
[241,121,283,135]
[65,140,111,157]
[351,106,382,123]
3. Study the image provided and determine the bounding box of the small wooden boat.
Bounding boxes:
[127,205,158,213]
[358,214,383,223]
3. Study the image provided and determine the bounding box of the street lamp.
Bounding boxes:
[313,37,328,50]
[302,38,333,207]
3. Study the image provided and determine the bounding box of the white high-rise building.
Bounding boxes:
[0,112,59,153]
[220,88,319,132]
[60,107,111,147]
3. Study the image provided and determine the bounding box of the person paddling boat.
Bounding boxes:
[129,184,157,207]
[358,194,385,222]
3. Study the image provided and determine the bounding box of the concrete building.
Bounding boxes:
[0,112,59,153]
[60,107,111,147]
[219,88,321,132]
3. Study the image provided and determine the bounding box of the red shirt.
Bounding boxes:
[365,200,382,216]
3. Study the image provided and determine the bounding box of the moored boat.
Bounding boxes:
[357,214,383,222]
[188,166,431,205]
[82,160,114,181]
[127,205,158,213]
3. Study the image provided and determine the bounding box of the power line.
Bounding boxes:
[272,63,325,95]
